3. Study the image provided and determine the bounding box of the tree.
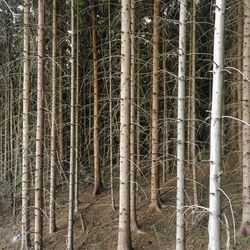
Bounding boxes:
[117,0,132,248]
[21,0,31,248]
[34,0,45,248]
[67,0,76,248]
[49,0,57,234]
[150,0,161,212]
[176,0,187,249]
[237,0,250,237]
[208,0,225,248]
[91,2,104,196]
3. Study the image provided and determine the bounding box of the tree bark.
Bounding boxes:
[21,0,31,248]
[91,4,103,196]
[149,0,161,212]
[117,0,132,248]
[49,0,57,234]
[208,0,225,249]
[34,0,45,248]
[237,0,250,238]
[67,0,75,248]
[176,0,187,249]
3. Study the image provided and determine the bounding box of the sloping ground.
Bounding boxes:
[1,157,250,249]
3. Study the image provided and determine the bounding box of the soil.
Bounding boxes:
[0,156,250,249]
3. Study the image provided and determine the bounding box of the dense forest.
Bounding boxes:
[0,0,249,249]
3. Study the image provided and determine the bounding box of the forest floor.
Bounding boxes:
[1,156,250,249]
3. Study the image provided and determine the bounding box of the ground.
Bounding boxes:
[0,157,250,249]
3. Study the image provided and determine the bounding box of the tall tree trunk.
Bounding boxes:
[34,0,45,248]
[190,0,198,205]
[91,4,103,196]
[108,0,115,211]
[74,1,80,214]
[237,0,243,181]
[130,0,140,232]
[49,0,57,234]
[176,0,187,249]
[67,0,75,248]
[208,0,225,248]
[21,0,31,248]
[162,33,169,182]
[117,0,132,248]
[149,0,161,212]
[237,0,250,237]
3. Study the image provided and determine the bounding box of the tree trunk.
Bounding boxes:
[108,0,115,211]
[190,0,198,205]
[34,0,45,248]
[21,0,31,248]
[74,1,80,214]
[91,4,103,196]
[208,0,225,249]
[149,0,161,212]
[117,0,132,248]
[67,0,75,248]
[49,0,57,234]
[176,0,187,249]
[237,0,250,238]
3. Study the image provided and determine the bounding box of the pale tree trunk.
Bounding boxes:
[136,47,141,178]
[130,0,139,232]
[57,46,65,181]
[162,33,169,182]
[117,0,132,248]
[237,0,250,237]
[49,0,57,234]
[190,0,198,205]
[67,0,75,248]
[21,0,31,248]
[208,0,225,249]
[176,0,187,249]
[34,0,45,248]
[237,1,243,179]
[91,4,103,196]
[108,0,115,211]
[74,1,79,214]
[150,0,161,212]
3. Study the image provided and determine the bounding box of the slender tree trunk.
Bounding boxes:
[34,0,45,248]
[74,1,80,214]
[67,0,75,248]
[176,0,187,249]
[190,0,198,205]
[149,0,161,212]
[130,0,140,232]
[208,0,225,249]
[237,0,250,237]
[162,33,169,182]
[117,0,132,248]
[91,4,103,196]
[237,1,243,177]
[49,0,57,234]
[21,0,31,248]
[108,0,115,211]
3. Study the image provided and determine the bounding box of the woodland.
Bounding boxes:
[0,0,249,249]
